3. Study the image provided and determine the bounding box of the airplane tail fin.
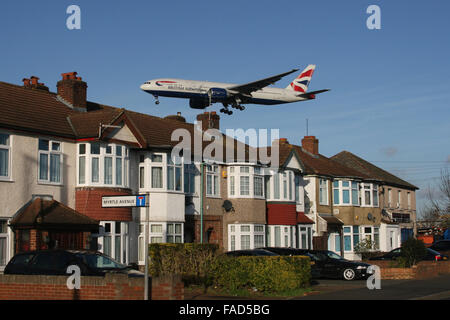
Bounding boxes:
[285,64,316,93]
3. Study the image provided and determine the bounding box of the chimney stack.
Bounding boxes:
[22,76,49,91]
[57,72,87,110]
[196,111,220,130]
[301,136,319,155]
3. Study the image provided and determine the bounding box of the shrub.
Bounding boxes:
[211,255,311,294]
[354,238,377,260]
[148,243,219,288]
[400,238,427,267]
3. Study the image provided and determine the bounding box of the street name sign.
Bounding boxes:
[101,195,147,208]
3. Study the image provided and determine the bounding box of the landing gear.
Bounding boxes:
[220,108,233,115]
[232,104,245,111]
[153,95,160,105]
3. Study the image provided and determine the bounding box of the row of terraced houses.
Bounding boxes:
[0,72,418,271]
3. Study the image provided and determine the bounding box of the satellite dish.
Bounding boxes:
[367,213,373,221]
[222,200,233,212]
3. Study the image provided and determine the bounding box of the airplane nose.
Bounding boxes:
[140,84,147,90]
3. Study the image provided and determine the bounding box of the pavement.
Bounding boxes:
[185,275,450,300]
[295,274,450,300]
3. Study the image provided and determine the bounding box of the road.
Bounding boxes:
[296,274,450,300]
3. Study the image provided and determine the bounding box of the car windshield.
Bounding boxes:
[325,251,344,260]
[77,253,126,270]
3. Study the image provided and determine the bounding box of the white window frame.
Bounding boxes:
[295,175,304,205]
[266,170,295,202]
[360,183,379,208]
[206,164,220,197]
[167,155,183,192]
[266,225,294,248]
[228,165,265,199]
[319,179,328,205]
[96,221,129,265]
[228,224,265,251]
[38,138,63,185]
[333,180,360,206]
[0,132,12,181]
[167,223,183,243]
[0,219,10,269]
[77,142,129,188]
[407,192,411,210]
[298,225,313,249]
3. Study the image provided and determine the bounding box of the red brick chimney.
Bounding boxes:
[22,76,49,91]
[301,136,319,155]
[57,72,87,110]
[196,111,220,130]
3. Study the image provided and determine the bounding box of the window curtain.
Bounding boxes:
[152,167,162,188]
[116,158,122,185]
[50,154,61,182]
[0,149,8,177]
[104,157,112,184]
[39,153,48,180]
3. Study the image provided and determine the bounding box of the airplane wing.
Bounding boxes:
[227,69,299,95]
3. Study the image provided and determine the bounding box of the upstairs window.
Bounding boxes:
[0,133,10,179]
[38,139,62,184]
[184,164,196,194]
[206,164,219,197]
[77,142,129,187]
[319,179,328,205]
[167,156,182,191]
[228,165,264,199]
[333,180,360,206]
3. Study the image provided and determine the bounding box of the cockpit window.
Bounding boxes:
[145,81,151,84]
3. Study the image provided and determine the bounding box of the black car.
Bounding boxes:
[306,250,373,281]
[429,240,450,253]
[369,247,449,262]
[224,249,278,257]
[4,250,144,277]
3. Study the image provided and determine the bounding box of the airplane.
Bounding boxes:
[140,65,329,115]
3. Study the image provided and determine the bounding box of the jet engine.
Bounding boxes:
[189,98,208,109]
[208,88,228,101]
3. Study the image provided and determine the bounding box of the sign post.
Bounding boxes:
[101,194,150,300]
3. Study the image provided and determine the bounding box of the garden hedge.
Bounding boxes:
[211,255,311,293]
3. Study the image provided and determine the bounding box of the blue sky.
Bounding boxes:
[1,0,449,212]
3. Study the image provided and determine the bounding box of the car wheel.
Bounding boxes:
[343,268,356,281]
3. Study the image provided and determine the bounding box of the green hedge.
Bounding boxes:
[212,255,311,293]
[148,243,219,286]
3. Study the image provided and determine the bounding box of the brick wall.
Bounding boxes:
[366,260,450,280]
[75,187,132,221]
[0,274,184,300]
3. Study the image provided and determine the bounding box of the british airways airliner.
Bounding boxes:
[140,65,329,115]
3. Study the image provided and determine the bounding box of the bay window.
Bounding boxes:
[0,220,8,267]
[38,139,62,184]
[97,221,129,264]
[227,165,264,199]
[266,170,295,202]
[228,224,265,251]
[0,133,11,179]
[332,180,361,206]
[77,142,129,187]
[167,223,183,243]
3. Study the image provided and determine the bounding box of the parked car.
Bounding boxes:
[4,250,144,277]
[224,249,278,257]
[305,250,373,281]
[262,247,321,279]
[429,240,450,253]
[369,247,449,262]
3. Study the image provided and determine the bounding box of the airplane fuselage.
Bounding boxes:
[140,79,308,106]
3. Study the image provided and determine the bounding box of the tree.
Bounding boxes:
[420,168,450,227]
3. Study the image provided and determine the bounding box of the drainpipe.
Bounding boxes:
[200,162,204,243]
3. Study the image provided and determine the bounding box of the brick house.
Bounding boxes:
[331,151,419,248]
